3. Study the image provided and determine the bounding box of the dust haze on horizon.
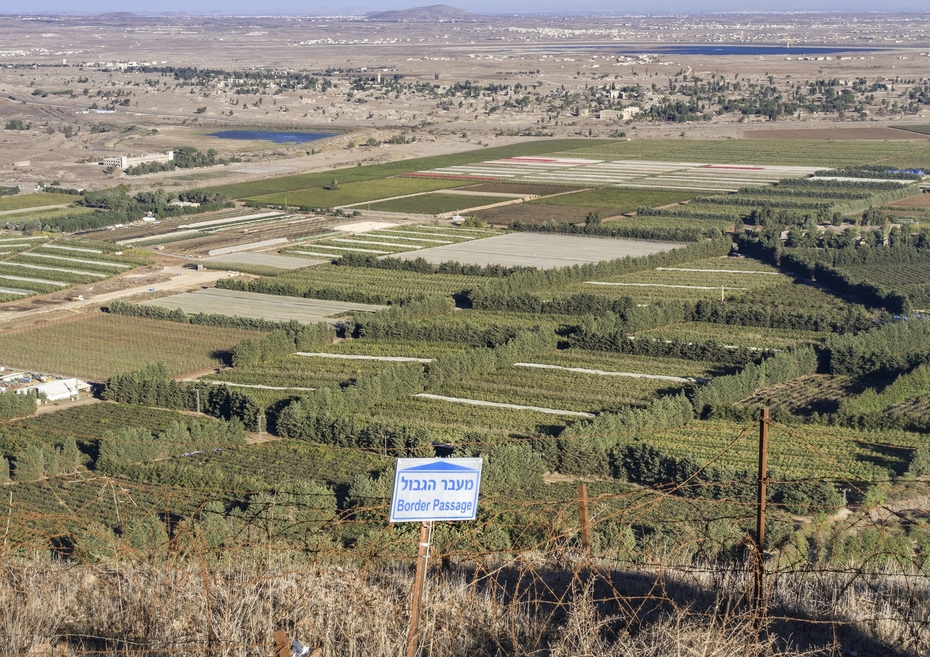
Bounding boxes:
[3,1,929,16]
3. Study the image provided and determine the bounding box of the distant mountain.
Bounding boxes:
[97,12,140,19]
[366,4,475,21]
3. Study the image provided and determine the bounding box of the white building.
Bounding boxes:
[101,151,174,170]
[17,378,91,403]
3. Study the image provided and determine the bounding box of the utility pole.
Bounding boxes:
[194,388,201,414]
[754,407,769,619]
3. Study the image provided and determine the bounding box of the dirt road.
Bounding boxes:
[0,265,238,326]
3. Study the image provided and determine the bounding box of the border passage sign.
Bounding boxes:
[390,458,483,523]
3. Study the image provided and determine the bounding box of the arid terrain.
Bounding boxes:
[1,11,930,192]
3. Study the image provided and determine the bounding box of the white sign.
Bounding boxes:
[390,458,483,523]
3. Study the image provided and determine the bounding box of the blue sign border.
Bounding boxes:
[390,458,482,523]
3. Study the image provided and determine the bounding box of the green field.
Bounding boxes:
[366,193,516,215]
[251,177,471,208]
[635,322,829,349]
[202,353,402,389]
[0,314,258,381]
[0,193,78,212]
[200,139,609,199]
[638,420,923,481]
[431,363,699,414]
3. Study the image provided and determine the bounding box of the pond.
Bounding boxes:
[208,130,334,144]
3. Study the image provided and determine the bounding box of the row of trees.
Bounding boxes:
[507,220,715,243]
[0,390,41,420]
[96,418,247,474]
[827,318,930,376]
[232,323,335,367]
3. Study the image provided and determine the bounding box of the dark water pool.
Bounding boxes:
[208,130,333,144]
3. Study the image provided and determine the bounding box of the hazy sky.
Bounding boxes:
[4,1,929,15]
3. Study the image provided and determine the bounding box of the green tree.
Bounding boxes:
[13,444,44,481]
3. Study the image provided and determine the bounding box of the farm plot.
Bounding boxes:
[634,322,829,350]
[250,177,472,208]
[613,164,822,193]
[131,214,337,255]
[527,188,697,213]
[636,420,921,481]
[430,362,701,414]
[410,310,582,343]
[15,403,202,441]
[735,373,870,418]
[0,193,77,212]
[403,156,603,182]
[0,240,142,298]
[408,155,821,193]
[549,258,789,303]
[218,265,486,304]
[552,139,930,169]
[390,233,684,269]
[324,339,466,359]
[201,353,401,390]
[295,224,483,258]
[365,194,516,215]
[142,288,386,324]
[0,313,256,381]
[361,395,578,441]
[203,252,328,271]
[532,349,729,380]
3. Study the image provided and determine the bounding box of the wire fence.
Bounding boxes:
[0,413,928,656]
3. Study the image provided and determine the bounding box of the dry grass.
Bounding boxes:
[1,551,927,657]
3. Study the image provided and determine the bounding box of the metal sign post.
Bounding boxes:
[391,458,483,657]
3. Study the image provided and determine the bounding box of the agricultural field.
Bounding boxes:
[429,361,702,414]
[14,402,205,443]
[551,139,930,169]
[637,420,922,481]
[634,322,830,350]
[526,188,697,212]
[0,238,145,299]
[202,353,399,390]
[407,155,823,192]
[287,223,490,259]
[202,139,607,199]
[736,374,876,418]
[365,193,516,215]
[218,263,487,304]
[0,193,77,212]
[323,339,467,359]
[530,349,731,380]
[552,256,790,303]
[201,252,328,271]
[0,313,258,381]
[834,261,930,293]
[360,394,579,441]
[142,288,386,324]
[391,233,684,268]
[250,177,471,208]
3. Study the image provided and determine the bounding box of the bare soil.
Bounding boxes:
[886,193,930,208]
